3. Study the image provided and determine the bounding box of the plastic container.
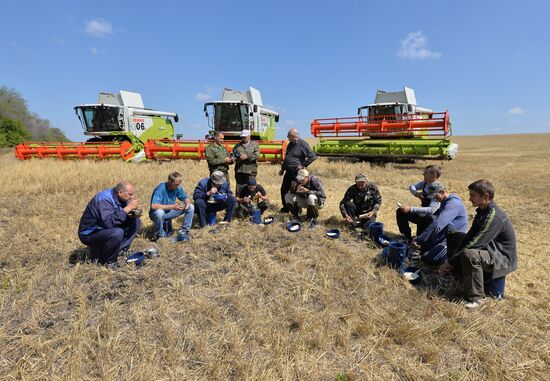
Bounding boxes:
[485,275,506,299]
[402,266,422,285]
[325,229,340,239]
[368,222,384,242]
[287,221,301,232]
[387,241,407,267]
[126,252,145,266]
[206,212,217,225]
[263,216,275,225]
[250,208,262,224]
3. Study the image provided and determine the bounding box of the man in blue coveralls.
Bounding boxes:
[149,171,194,240]
[193,170,236,227]
[78,180,141,267]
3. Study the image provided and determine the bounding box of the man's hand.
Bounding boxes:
[184,198,191,210]
[296,185,308,194]
[364,211,375,219]
[243,196,251,204]
[400,205,412,213]
[124,198,139,213]
[278,169,284,176]
[239,153,248,161]
[412,240,421,250]
[345,215,353,223]
[224,157,233,163]
[174,204,185,211]
[297,165,304,170]
[255,191,263,199]
[438,260,453,276]
[415,190,424,200]
[208,187,218,196]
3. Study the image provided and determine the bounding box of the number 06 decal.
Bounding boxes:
[135,122,145,130]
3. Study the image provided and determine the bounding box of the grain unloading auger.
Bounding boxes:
[15,88,286,163]
[311,87,458,162]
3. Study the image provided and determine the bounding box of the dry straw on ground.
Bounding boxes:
[0,134,549,380]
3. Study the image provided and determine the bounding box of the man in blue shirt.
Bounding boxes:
[193,170,236,227]
[413,181,468,264]
[78,180,141,267]
[149,171,194,240]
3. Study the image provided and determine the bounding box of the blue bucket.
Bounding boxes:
[250,208,262,224]
[206,212,217,225]
[485,276,506,299]
[368,222,384,241]
[387,241,407,267]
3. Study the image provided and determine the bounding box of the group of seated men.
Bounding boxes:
[77,129,517,308]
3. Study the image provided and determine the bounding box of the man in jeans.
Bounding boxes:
[284,168,326,228]
[279,128,317,213]
[78,180,141,268]
[149,171,194,240]
[440,180,517,309]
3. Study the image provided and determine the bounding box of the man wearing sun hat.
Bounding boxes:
[192,170,236,227]
[339,173,382,231]
[232,129,259,195]
[284,168,326,228]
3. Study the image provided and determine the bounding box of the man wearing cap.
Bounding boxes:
[235,177,270,218]
[205,131,234,175]
[78,180,141,268]
[279,128,317,213]
[412,181,468,263]
[339,174,382,230]
[396,165,442,241]
[149,171,194,240]
[193,170,236,227]
[284,168,326,228]
[232,129,259,195]
[440,179,517,309]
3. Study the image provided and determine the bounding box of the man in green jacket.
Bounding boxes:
[232,129,260,195]
[205,132,233,175]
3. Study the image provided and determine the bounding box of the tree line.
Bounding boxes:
[0,86,68,147]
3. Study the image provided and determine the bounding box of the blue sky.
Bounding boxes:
[1,0,548,141]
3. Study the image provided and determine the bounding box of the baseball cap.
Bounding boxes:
[427,181,446,198]
[240,129,251,137]
[247,177,257,186]
[355,173,367,182]
[296,168,309,181]
[211,170,226,185]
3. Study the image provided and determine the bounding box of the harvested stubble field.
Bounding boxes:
[0,134,549,380]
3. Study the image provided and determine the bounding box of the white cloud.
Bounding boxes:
[398,31,442,60]
[85,18,113,38]
[196,92,212,101]
[90,47,99,54]
[507,107,525,115]
[51,35,64,45]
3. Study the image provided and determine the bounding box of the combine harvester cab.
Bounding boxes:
[15,91,179,161]
[311,87,458,163]
[145,87,286,163]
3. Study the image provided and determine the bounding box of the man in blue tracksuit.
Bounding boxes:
[78,180,141,266]
[193,170,236,227]
[413,181,468,264]
[149,171,194,240]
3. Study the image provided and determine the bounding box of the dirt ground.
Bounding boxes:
[0,134,549,380]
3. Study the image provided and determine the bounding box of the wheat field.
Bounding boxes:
[0,134,549,380]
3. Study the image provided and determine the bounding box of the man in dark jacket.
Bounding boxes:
[279,128,316,212]
[193,170,236,227]
[78,180,141,267]
[284,168,325,228]
[441,180,517,308]
[232,129,259,195]
[340,173,382,230]
[205,132,234,175]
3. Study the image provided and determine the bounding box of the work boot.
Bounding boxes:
[308,218,319,229]
[306,205,319,220]
[280,206,290,213]
[286,203,300,219]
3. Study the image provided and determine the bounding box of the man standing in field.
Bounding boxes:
[284,168,325,228]
[205,131,234,176]
[78,180,141,268]
[149,171,194,241]
[339,173,382,230]
[396,165,441,241]
[232,129,259,195]
[439,180,517,309]
[279,128,317,213]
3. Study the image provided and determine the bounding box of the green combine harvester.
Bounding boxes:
[310,87,458,162]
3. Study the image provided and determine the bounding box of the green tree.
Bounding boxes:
[0,118,32,147]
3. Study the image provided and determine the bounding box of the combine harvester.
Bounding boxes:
[310,87,458,163]
[15,88,286,163]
